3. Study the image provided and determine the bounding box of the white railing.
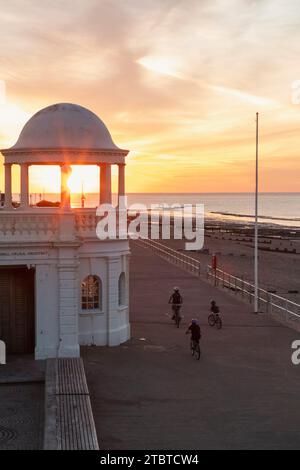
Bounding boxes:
[74,209,97,236]
[0,208,131,242]
[0,208,98,241]
[135,238,300,323]
[0,212,59,241]
[206,265,300,321]
[135,238,201,276]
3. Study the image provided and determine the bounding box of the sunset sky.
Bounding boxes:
[0,0,300,193]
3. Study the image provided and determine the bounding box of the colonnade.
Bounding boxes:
[2,162,126,210]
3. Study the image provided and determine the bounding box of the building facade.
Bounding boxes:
[0,103,130,359]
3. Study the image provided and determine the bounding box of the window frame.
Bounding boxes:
[81,275,102,313]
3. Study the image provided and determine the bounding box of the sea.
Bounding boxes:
[22,192,300,229]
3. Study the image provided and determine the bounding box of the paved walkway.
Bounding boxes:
[83,243,300,450]
[0,354,45,384]
[0,356,45,450]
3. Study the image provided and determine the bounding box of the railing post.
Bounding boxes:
[266,292,270,313]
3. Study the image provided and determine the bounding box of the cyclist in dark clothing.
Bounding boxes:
[169,287,183,306]
[208,300,222,329]
[186,319,201,342]
[210,300,220,314]
[168,287,183,320]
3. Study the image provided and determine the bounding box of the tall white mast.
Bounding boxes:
[254,112,259,313]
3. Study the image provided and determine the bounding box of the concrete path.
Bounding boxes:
[83,243,300,450]
[0,382,44,450]
[0,355,45,450]
[0,354,45,384]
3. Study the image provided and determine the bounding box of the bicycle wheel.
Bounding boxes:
[208,314,215,326]
[216,316,222,330]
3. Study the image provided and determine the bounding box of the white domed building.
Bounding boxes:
[0,103,130,359]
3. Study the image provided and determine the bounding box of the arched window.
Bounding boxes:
[118,272,126,306]
[81,275,102,311]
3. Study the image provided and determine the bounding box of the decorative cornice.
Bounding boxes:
[1,147,129,155]
[1,147,129,165]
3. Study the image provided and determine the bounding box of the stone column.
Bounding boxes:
[57,253,80,358]
[60,164,72,210]
[106,256,119,346]
[20,163,30,209]
[4,163,12,210]
[35,264,58,359]
[99,163,112,205]
[106,164,112,204]
[118,163,125,201]
[99,164,103,206]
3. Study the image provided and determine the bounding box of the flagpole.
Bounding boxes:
[254,112,259,314]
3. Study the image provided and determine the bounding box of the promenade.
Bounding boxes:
[83,242,300,450]
[0,356,44,450]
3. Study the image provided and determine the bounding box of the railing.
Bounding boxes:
[135,238,300,323]
[74,210,97,236]
[206,265,300,321]
[0,212,59,241]
[135,238,201,276]
[0,208,99,241]
[0,208,132,242]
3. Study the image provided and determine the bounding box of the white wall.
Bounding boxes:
[0,238,130,359]
[78,239,130,347]
[35,263,59,359]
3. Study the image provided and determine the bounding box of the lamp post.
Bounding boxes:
[254,112,259,313]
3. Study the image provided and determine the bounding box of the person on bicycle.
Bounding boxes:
[208,300,222,329]
[186,319,201,344]
[169,287,183,320]
[210,300,220,316]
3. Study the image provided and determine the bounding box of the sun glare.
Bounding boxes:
[67,165,99,193]
[137,56,182,79]
[0,101,30,146]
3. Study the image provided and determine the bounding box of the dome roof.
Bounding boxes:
[10,103,120,151]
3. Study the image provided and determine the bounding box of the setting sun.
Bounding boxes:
[67,166,100,194]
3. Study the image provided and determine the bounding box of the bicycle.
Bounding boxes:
[190,338,201,360]
[208,312,222,329]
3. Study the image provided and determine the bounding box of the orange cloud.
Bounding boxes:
[1,0,300,193]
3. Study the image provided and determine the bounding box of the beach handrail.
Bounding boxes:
[206,264,300,320]
[135,238,201,275]
[134,237,300,323]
